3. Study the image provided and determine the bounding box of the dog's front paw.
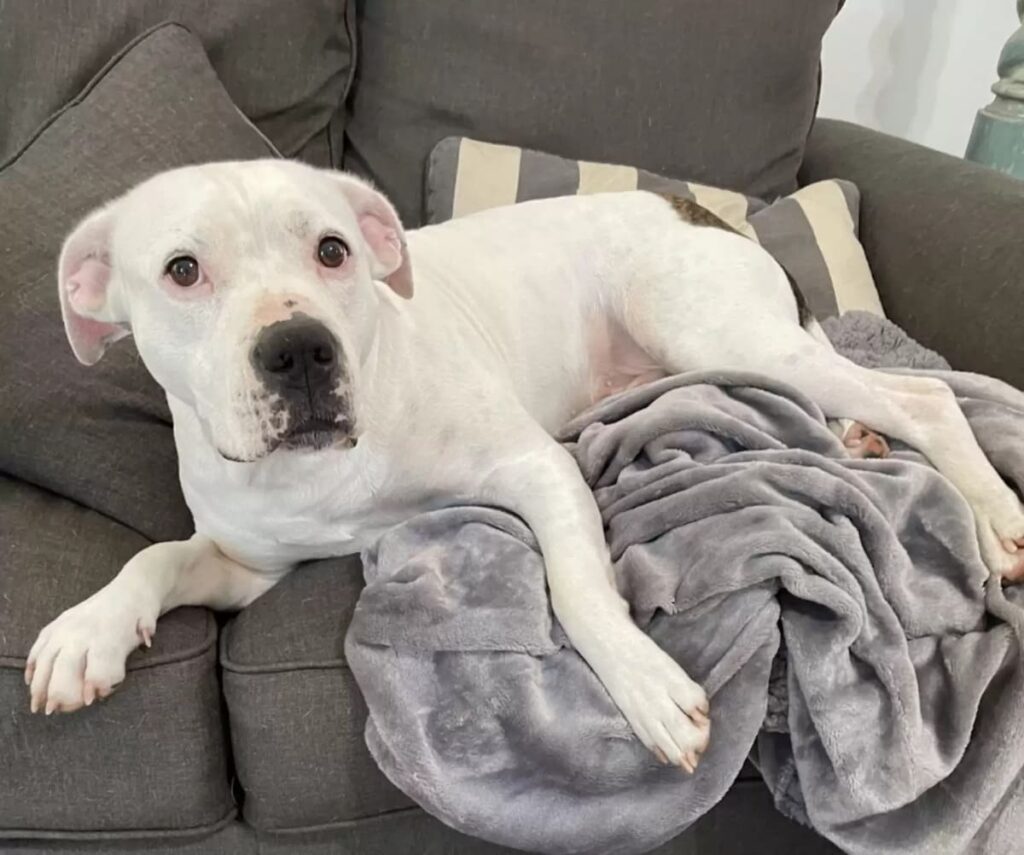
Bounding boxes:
[25,596,155,714]
[603,638,710,773]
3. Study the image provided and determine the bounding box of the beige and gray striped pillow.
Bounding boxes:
[426,137,883,320]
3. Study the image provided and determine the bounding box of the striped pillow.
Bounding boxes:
[426,137,883,320]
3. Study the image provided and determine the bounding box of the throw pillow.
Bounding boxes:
[426,137,883,320]
[0,23,279,542]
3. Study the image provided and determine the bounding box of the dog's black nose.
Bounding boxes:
[253,317,340,392]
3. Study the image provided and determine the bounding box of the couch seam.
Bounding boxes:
[249,780,775,837]
[249,805,425,836]
[0,806,237,842]
[219,627,350,674]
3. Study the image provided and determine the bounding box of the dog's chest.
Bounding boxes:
[180,445,406,570]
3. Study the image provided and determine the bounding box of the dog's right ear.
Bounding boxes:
[58,205,131,366]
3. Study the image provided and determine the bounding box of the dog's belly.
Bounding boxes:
[584,313,668,405]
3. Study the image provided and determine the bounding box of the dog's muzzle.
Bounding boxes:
[251,315,356,450]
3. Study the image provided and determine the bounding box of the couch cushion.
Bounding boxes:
[221,558,414,830]
[0,478,230,837]
[344,0,842,226]
[427,136,882,320]
[0,21,278,840]
[0,0,353,167]
[0,22,278,544]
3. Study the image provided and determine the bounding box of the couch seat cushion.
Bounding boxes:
[0,479,230,837]
[221,558,414,831]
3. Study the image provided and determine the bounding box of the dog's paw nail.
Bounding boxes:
[653,748,669,765]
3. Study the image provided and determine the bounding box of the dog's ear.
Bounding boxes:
[331,174,413,299]
[58,205,131,365]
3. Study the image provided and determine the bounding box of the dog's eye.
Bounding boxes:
[166,255,200,287]
[317,237,349,268]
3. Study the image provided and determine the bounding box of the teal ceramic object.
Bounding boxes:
[966,0,1024,178]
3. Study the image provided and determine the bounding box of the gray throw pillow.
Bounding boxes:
[0,22,278,542]
[426,136,883,322]
[0,0,353,166]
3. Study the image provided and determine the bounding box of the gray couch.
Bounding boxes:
[2,2,1021,853]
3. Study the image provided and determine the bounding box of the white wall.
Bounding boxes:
[819,1,1020,156]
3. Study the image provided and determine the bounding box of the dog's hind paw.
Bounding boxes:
[975,502,1024,582]
[841,422,890,460]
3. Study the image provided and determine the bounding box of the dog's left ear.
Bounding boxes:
[58,205,131,365]
[332,175,413,299]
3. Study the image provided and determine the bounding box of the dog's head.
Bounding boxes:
[57,160,412,462]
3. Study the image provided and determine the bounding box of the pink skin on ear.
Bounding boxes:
[67,258,111,313]
[358,213,413,299]
[60,255,127,365]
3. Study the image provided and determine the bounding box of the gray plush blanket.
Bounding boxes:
[345,313,1024,855]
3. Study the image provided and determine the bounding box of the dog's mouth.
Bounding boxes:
[213,406,357,463]
[278,415,357,451]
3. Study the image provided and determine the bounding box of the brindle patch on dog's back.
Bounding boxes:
[659,194,739,234]
[657,192,814,328]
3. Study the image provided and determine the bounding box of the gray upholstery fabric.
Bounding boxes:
[0,22,278,545]
[344,0,842,225]
[345,314,1024,855]
[0,788,838,855]
[0,478,231,836]
[1,822,254,854]
[0,0,353,166]
[0,22,277,841]
[221,558,414,830]
[250,784,837,854]
[800,118,1024,389]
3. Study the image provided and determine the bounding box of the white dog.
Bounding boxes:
[26,160,1024,773]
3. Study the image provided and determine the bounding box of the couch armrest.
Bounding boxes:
[800,118,1024,387]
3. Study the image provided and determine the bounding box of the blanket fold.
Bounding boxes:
[345,313,1024,855]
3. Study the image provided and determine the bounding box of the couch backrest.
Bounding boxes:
[344,0,843,227]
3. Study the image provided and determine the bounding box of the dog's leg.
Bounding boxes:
[482,425,710,771]
[26,535,288,714]
[806,318,890,459]
[633,310,1024,579]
